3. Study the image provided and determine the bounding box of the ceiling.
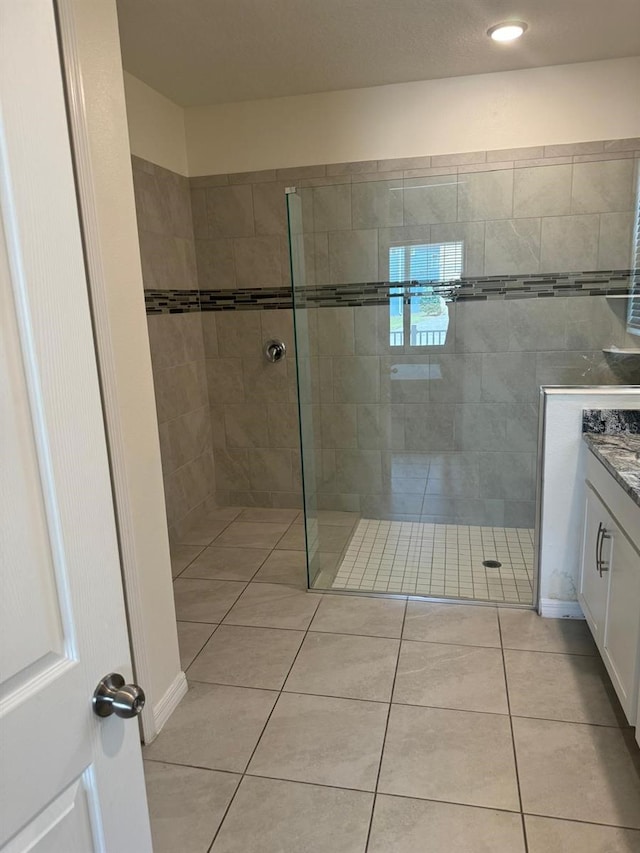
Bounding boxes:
[116,0,640,107]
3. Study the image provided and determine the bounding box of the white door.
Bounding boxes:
[0,1,152,850]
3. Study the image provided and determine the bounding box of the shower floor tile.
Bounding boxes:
[331,519,534,604]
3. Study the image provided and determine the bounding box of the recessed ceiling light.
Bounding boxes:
[487,21,528,42]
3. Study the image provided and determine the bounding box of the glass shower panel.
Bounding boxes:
[287,158,640,604]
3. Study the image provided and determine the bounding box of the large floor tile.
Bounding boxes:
[211,776,373,853]
[181,546,270,581]
[393,641,508,714]
[253,549,307,586]
[513,717,640,827]
[403,602,500,647]
[310,594,406,638]
[143,681,277,772]
[284,632,399,701]
[368,795,526,853]
[213,521,290,549]
[237,507,299,524]
[315,510,360,526]
[177,621,217,670]
[223,582,321,630]
[248,692,388,790]
[276,525,307,550]
[170,545,204,578]
[173,578,246,623]
[499,609,596,655]
[177,514,236,547]
[378,705,520,811]
[317,524,355,552]
[525,815,640,852]
[505,649,622,726]
[188,625,304,689]
[144,761,239,853]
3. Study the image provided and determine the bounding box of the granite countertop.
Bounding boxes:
[583,433,640,508]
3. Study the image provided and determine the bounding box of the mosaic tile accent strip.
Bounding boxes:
[332,520,535,604]
[583,409,640,435]
[145,270,635,314]
[145,289,200,314]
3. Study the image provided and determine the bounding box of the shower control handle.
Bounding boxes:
[264,339,286,363]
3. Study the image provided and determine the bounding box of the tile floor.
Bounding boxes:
[331,519,535,603]
[144,507,640,852]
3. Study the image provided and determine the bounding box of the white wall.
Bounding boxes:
[184,57,640,175]
[123,71,188,176]
[538,388,640,617]
[65,0,183,740]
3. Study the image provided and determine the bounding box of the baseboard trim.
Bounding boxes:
[539,598,585,619]
[151,672,188,739]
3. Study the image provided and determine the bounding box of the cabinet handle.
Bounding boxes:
[596,522,610,576]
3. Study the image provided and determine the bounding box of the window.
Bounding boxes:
[388,241,463,346]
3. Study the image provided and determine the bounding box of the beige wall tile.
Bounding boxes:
[540,214,599,272]
[571,158,635,214]
[458,169,513,222]
[206,184,254,238]
[195,238,236,289]
[352,180,403,229]
[513,164,572,218]
[234,235,282,287]
[484,219,541,275]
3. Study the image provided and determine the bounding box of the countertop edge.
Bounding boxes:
[583,434,640,509]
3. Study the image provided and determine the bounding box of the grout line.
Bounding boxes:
[143,757,640,834]
[498,608,529,853]
[205,575,323,852]
[364,598,408,852]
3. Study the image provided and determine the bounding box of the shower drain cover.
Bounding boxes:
[482,559,502,568]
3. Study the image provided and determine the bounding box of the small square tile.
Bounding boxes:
[248,692,387,790]
[214,521,290,549]
[513,717,640,827]
[499,609,596,655]
[379,705,520,810]
[144,761,239,853]
[403,602,500,647]
[525,815,640,852]
[394,641,508,714]
[285,632,399,701]
[173,578,246,623]
[181,546,270,581]
[311,595,406,638]
[368,795,526,853]
[143,682,278,772]
[188,625,304,689]
[210,776,373,853]
[505,649,622,726]
[176,621,217,670]
[223,582,321,630]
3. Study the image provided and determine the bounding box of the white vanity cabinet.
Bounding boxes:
[579,452,640,733]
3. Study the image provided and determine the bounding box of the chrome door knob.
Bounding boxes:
[93,672,146,719]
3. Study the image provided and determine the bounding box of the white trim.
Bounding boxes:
[539,598,585,619]
[151,673,188,740]
[55,0,157,743]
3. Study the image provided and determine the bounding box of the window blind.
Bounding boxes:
[629,176,640,335]
[389,241,463,283]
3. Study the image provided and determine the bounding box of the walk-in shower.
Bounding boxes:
[286,155,639,606]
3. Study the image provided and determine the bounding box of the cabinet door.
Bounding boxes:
[579,486,613,643]
[603,528,640,722]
